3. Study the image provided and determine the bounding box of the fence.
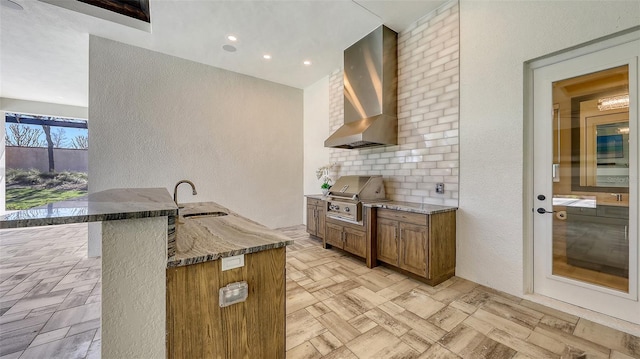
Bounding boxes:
[5,146,88,172]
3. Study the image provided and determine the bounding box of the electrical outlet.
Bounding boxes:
[436,183,445,194]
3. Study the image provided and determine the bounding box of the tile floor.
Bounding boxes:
[0,224,100,359]
[0,223,639,358]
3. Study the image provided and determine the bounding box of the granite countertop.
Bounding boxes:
[0,188,177,229]
[168,201,294,267]
[363,200,457,215]
[304,194,457,215]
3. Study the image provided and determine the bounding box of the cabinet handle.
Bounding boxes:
[625,225,628,241]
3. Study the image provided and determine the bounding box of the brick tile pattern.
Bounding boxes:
[328,1,459,206]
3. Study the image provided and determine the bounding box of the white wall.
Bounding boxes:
[458,0,639,298]
[303,75,331,223]
[89,36,303,229]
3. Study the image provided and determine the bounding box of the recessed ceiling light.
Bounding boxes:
[263,54,272,60]
[222,45,237,52]
[303,60,312,66]
[227,35,237,42]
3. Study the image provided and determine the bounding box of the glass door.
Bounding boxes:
[532,36,639,323]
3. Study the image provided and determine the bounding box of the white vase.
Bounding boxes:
[321,188,329,196]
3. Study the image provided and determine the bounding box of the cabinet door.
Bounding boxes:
[377,218,399,265]
[325,222,344,248]
[344,227,366,258]
[316,206,325,239]
[306,204,317,235]
[399,222,428,277]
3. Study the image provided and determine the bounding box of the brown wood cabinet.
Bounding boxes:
[306,197,325,239]
[375,208,456,285]
[324,217,367,258]
[166,248,285,358]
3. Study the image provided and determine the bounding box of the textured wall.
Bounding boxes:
[89,36,303,229]
[6,147,88,172]
[458,0,639,301]
[328,1,459,207]
[102,216,167,358]
[303,76,331,223]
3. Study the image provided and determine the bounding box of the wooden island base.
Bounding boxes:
[166,247,286,359]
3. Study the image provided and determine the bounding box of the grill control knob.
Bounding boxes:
[344,207,350,213]
[331,205,340,211]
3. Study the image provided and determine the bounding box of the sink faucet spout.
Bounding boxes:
[174,180,198,208]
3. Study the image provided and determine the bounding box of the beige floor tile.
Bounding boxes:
[438,324,516,359]
[471,308,532,339]
[481,299,543,330]
[302,277,338,293]
[532,326,609,359]
[427,305,468,332]
[287,286,319,314]
[363,307,411,337]
[317,312,361,343]
[322,346,358,359]
[287,341,323,359]
[610,350,638,359]
[309,331,343,355]
[347,314,378,334]
[573,318,640,358]
[322,293,368,321]
[525,330,568,355]
[417,343,461,359]
[326,279,361,296]
[306,302,333,318]
[286,309,327,351]
[518,299,580,324]
[346,326,417,359]
[392,289,445,319]
[487,328,558,359]
[401,329,436,353]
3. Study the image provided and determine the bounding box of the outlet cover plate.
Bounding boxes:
[221,254,244,271]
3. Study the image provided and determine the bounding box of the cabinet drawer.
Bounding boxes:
[307,198,325,208]
[377,209,427,226]
[566,206,597,216]
[597,205,629,219]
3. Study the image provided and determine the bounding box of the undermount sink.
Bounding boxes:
[182,212,228,219]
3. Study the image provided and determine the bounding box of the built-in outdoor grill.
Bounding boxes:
[326,176,385,224]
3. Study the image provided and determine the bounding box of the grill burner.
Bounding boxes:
[326,176,385,224]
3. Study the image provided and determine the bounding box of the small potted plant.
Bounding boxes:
[316,163,335,196]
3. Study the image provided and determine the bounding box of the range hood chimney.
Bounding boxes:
[325,25,398,149]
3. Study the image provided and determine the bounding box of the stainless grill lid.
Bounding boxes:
[328,175,385,201]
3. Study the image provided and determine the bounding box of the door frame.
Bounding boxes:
[523,28,640,319]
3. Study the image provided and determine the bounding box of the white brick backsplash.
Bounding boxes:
[329,0,459,204]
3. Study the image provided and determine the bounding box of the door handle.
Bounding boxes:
[536,208,555,214]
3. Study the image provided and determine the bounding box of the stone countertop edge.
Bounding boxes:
[168,201,294,268]
[362,201,457,215]
[0,188,178,229]
[305,194,328,200]
[304,195,457,215]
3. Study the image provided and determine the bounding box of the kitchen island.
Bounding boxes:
[0,188,292,359]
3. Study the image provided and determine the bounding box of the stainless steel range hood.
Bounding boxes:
[325,25,398,149]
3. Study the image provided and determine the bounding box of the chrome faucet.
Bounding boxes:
[611,193,623,202]
[174,180,197,208]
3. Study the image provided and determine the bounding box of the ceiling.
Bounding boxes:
[0,0,445,108]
